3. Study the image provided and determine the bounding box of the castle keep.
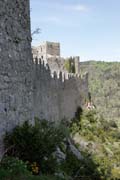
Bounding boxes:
[32,41,60,61]
[0,0,88,155]
[32,41,80,75]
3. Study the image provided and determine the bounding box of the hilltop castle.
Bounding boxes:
[32,41,80,75]
[32,42,88,121]
[0,0,88,156]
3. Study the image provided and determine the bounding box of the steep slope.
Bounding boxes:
[80,61,120,123]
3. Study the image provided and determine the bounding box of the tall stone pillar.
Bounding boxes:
[0,0,33,156]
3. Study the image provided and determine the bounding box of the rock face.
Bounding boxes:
[0,0,33,155]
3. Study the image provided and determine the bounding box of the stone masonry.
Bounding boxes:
[0,0,33,156]
[32,41,60,61]
[32,42,80,75]
[33,58,88,122]
[0,0,88,156]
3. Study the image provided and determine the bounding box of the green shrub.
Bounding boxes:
[0,156,28,173]
[69,109,120,180]
[61,149,101,180]
[4,120,66,175]
[61,149,81,177]
[64,58,76,73]
[0,156,64,180]
[0,156,31,180]
[3,112,120,180]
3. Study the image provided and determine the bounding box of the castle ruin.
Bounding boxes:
[32,42,88,121]
[32,41,80,75]
[0,0,88,156]
[33,58,88,121]
[32,41,60,61]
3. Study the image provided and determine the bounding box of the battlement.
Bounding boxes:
[33,57,82,82]
[0,0,88,157]
[32,42,80,75]
[32,57,88,121]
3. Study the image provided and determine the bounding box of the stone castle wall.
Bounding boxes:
[0,0,33,156]
[47,57,67,74]
[33,58,88,122]
[32,43,81,75]
[0,0,88,156]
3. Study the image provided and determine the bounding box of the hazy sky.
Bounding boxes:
[30,0,120,61]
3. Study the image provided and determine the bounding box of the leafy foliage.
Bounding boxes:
[0,156,63,180]
[80,61,120,124]
[3,118,102,179]
[61,148,101,180]
[64,57,75,73]
[0,156,31,180]
[3,109,120,180]
[70,109,120,180]
[4,119,66,175]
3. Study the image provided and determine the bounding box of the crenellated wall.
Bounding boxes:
[32,43,81,75]
[33,58,88,122]
[0,0,88,157]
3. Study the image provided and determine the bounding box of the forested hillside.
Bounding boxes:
[80,61,120,124]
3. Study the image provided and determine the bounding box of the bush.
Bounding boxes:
[0,156,31,180]
[61,149,81,177]
[3,113,119,180]
[0,156,64,180]
[4,119,66,175]
[61,149,101,180]
[70,109,120,180]
[0,156,28,173]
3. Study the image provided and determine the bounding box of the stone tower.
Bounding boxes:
[32,41,60,63]
[0,0,33,155]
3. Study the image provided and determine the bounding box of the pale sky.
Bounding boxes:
[30,0,120,62]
